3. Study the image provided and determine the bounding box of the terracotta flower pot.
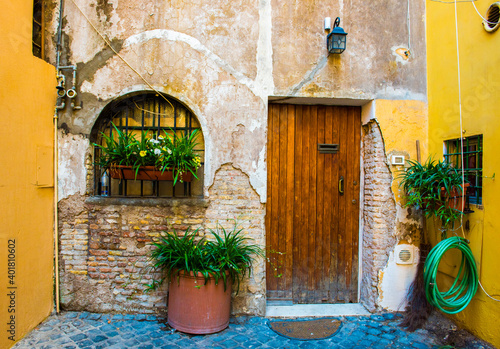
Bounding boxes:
[442,183,470,212]
[167,271,232,334]
[109,165,192,182]
[110,165,158,180]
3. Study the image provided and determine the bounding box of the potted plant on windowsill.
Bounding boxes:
[399,157,469,230]
[94,123,201,185]
[145,224,263,334]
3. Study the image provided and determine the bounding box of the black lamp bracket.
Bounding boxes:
[334,17,341,28]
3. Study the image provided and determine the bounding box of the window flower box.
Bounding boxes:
[94,123,201,186]
[109,165,193,182]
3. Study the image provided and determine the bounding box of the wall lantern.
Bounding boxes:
[327,17,348,54]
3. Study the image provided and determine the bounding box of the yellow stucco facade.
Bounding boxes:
[374,99,429,202]
[0,1,56,348]
[427,0,500,346]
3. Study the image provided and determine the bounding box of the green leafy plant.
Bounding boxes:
[398,157,467,230]
[93,123,201,184]
[146,223,263,293]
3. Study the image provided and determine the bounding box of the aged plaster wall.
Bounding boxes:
[47,0,270,201]
[271,0,427,100]
[58,130,90,200]
[47,0,427,203]
[377,243,419,310]
[361,99,427,311]
[45,0,428,315]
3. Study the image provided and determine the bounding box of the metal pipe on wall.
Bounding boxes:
[53,0,65,315]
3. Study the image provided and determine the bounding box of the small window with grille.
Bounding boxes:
[33,0,43,58]
[444,135,483,205]
[91,93,205,198]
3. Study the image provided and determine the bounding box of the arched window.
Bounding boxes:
[91,92,204,198]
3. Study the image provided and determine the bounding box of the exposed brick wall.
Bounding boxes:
[205,164,266,316]
[361,120,397,311]
[58,164,266,315]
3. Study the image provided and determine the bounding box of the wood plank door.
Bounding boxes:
[266,104,361,304]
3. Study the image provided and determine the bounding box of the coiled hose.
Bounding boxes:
[423,236,478,314]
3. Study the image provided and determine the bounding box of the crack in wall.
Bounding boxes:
[289,56,328,96]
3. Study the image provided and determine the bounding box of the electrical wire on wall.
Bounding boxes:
[67,0,174,111]
[407,0,412,56]
[471,1,500,25]
[431,0,499,25]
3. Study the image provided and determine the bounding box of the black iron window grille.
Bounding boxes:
[444,135,483,205]
[91,93,204,198]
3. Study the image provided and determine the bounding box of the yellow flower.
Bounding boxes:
[140,150,147,157]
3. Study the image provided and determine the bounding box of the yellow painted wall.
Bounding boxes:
[373,99,429,203]
[363,99,429,204]
[0,1,56,348]
[427,0,500,346]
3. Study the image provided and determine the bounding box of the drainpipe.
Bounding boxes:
[53,107,60,315]
[53,0,65,315]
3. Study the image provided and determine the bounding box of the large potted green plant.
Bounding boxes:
[146,224,263,334]
[399,157,469,330]
[399,157,469,230]
[94,123,201,185]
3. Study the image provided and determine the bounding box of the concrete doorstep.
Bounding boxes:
[266,303,370,318]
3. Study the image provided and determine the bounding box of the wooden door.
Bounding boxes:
[266,104,361,304]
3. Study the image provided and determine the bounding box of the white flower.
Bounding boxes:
[167,149,172,155]
[154,148,162,155]
[150,139,160,144]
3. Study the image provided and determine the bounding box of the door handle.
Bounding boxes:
[339,176,344,195]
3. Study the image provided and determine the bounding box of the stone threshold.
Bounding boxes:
[265,303,370,318]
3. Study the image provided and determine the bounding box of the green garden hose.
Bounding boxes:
[423,236,478,314]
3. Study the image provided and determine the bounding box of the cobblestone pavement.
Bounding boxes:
[13,312,492,349]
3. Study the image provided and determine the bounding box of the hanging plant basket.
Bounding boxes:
[109,165,192,182]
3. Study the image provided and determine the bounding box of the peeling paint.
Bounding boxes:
[392,46,411,64]
[123,29,258,98]
[377,246,419,311]
[251,146,267,202]
[255,0,274,101]
[58,131,89,201]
